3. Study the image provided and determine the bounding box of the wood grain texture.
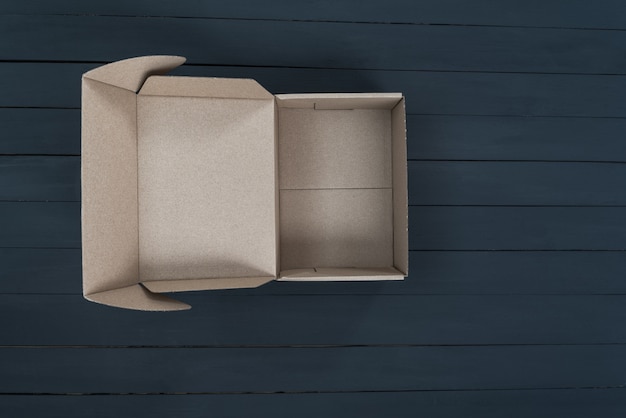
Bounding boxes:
[3,16,626,74]
[4,250,626,295]
[410,206,626,250]
[2,389,626,418]
[0,109,80,155]
[407,115,626,162]
[409,161,626,205]
[1,0,626,30]
[4,63,626,118]
[0,248,81,294]
[0,156,79,201]
[1,345,626,392]
[0,202,80,248]
[2,294,626,345]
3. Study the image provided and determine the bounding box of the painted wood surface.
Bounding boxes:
[2,0,626,30]
[2,345,626,392]
[1,1,626,415]
[4,16,626,74]
[1,294,626,345]
[2,389,626,418]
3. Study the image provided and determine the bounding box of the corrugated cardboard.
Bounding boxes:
[81,56,408,311]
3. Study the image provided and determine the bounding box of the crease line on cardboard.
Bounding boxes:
[135,82,141,290]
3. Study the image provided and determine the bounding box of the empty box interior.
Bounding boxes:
[275,94,408,281]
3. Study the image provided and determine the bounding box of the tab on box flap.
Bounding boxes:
[139,76,274,100]
[83,55,186,92]
[142,276,275,293]
[86,284,190,311]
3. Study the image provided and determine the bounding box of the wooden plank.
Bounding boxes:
[1,0,626,30]
[407,115,626,162]
[1,389,625,418]
[409,161,626,206]
[2,294,626,345]
[0,248,81,294]
[4,63,626,118]
[1,345,626,392]
[0,156,79,201]
[0,202,79,248]
[411,206,626,250]
[3,112,626,161]
[5,157,626,205]
[3,16,626,74]
[2,203,625,250]
[0,108,80,155]
[4,250,626,295]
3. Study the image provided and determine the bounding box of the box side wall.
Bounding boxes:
[81,78,139,295]
[278,107,392,190]
[279,267,404,281]
[274,101,281,277]
[275,93,402,109]
[392,98,409,275]
[279,188,394,270]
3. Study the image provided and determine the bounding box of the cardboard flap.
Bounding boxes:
[82,78,139,296]
[85,284,190,311]
[279,267,404,281]
[139,76,274,99]
[142,276,275,293]
[83,55,186,92]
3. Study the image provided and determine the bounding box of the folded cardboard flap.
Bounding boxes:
[82,56,278,311]
[81,56,408,311]
[142,276,275,293]
[86,284,191,311]
[82,56,191,311]
[83,55,186,92]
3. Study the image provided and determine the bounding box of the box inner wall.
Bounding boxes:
[278,107,394,271]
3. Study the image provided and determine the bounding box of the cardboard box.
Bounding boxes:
[81,56,408,311]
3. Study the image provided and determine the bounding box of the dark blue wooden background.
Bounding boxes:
[2,1,626,416]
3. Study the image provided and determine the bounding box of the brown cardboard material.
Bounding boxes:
[82,56,408,311]
[279,188,394,270]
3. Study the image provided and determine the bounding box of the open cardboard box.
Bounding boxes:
[82,56,408,311]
